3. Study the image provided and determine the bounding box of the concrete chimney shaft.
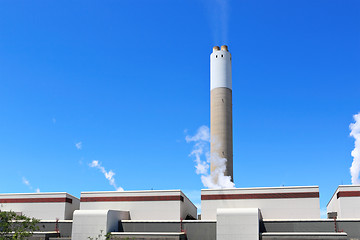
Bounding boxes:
[210,45,233,182]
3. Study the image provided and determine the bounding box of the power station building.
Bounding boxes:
[1,46,360,240]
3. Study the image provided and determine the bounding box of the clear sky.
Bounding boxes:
[0,0,359,216]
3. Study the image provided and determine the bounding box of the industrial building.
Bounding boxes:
[327,185,360,219]
[1,46,360,240]
[0,192,79,220]
[79,190,197,220]
[1,185,360,240]
[201,186,320,220]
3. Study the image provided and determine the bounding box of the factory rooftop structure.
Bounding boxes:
[79,189,197,220]
[201,186,320,220]
[2,46,360,240]
[327,185,360,219]
[0,192,79,220]
[1,185,360,239]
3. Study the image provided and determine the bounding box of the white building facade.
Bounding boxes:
[201,186,320,220]
[327,185,360,219]
[80,190,197,220]
[0,192,80,220]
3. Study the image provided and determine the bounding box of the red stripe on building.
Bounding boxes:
[81,195,184,202]
[337,191,360,199]
[201,192,319,200]
[0,197,73,204]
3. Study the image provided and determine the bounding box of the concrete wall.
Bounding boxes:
[119,219,360,240]
[8,220,72,237]
[201,186,320,220]
[0,192,80,220]
[65,195,80,220]
[72,210,129,240]
[27,219,360,240]
[210,46,233,181]
[261,232,347,240]
[120,220,216,240]
[327,191,340,217]
[210,87,233,180]
[327,185,360,219]
[180,193,197,219]
[217,208,261,240]
[80,190,197,220]
[110,232,186,240]
[262,219,360,240]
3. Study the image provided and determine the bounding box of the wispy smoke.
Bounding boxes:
[202,0,230,44]
[186,126,210,175]
[350,113,360,185]
[22,177,30,187]
[22,177,40,193]
[186,126,235,189]
[75,141,82,150]
[89,160,124,191]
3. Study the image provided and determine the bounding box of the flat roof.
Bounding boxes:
[327,185,360,207]
[80,189,197,209]
[201,186,319,192]
[81,189,183,194]
[0,192,79,200]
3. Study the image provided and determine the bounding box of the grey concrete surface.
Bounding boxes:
[110,232,186,240]
[210,87,233,181]
[36,221,73,237]
[25,232,60,240]
[261,232,347,240]
[183,221,216,240]
[262,220,360,240]
[120,221,216,240]
[120,221,181,232]
[26,218,360,240]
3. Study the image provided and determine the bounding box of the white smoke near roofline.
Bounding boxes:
[350,113,360,185]
[186,125,235,189]
[89,160,124,191]
[22,177,40,193]
[22,177,30,187]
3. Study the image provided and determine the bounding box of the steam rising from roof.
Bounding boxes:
[89,160,124,191]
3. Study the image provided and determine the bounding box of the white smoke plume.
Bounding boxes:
[89,160,124,191]
[22,177,30,187]
[75,141,82,150]
[350,113,360,185]
[22,177,40,193]
[186,125,235,189]
[186,126,210,174]
[202,0,230,44]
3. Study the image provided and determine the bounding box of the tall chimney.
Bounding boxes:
[210,45,233,182]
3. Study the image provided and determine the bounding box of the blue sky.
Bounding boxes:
[0,0,359,215]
